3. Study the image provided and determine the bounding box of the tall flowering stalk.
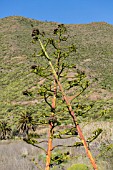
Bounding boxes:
[31,24,98,170]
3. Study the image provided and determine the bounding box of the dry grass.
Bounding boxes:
[81,121,113,143]
[0,121,113,170]
[0,140,43,170]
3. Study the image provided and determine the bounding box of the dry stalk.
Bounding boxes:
[38,38,98,170]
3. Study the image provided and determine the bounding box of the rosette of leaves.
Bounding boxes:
[17,111,36,138]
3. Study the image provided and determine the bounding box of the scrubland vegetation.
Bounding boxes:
[0,16,113,170]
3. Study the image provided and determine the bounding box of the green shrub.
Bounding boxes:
[67,163,89,170]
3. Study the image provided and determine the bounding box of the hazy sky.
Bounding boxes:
[0,0,113,25]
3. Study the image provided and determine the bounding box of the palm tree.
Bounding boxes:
[17,111,35,138]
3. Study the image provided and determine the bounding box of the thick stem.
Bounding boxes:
[45,79,57,170]
[52,79,57,111]
[45,123,53,170]
[38,38,98,170]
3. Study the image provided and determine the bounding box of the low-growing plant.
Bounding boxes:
[67,163,89,170]
[0,120,12,140]
[97,143,113,169]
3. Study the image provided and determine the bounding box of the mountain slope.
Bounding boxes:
[0,16,113,118]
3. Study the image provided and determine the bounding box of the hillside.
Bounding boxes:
[0,16,113,119]
[1,16,113,170]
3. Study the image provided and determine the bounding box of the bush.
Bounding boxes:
[67,163,89,170]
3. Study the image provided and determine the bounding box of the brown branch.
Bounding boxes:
[38,38,98,170]
[52,142,83,150]
[44,93,52,109]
